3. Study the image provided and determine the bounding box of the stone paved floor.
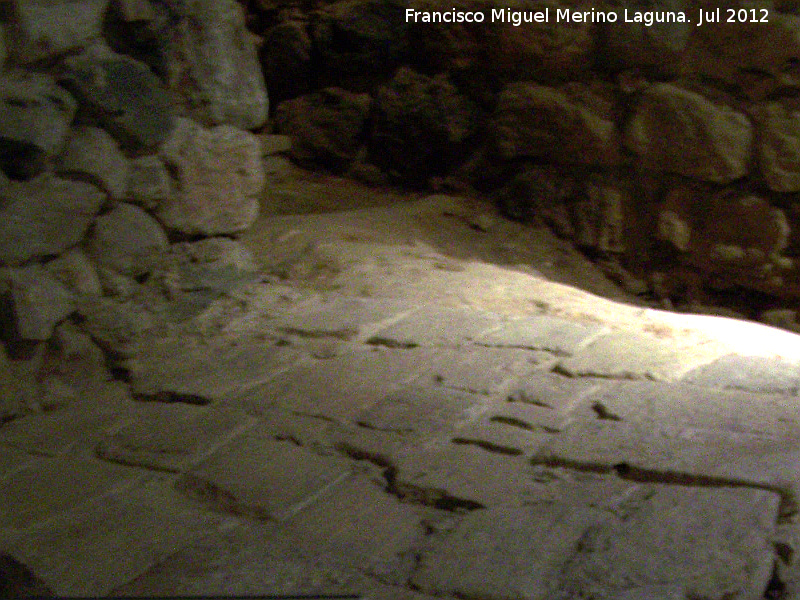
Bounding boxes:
[5,200,800,599]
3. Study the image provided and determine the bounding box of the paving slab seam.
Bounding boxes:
[533,455,798,520]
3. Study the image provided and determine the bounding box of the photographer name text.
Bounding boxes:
[405,7,770,27]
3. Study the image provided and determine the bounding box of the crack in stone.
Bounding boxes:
[489,415,535,431]
[450,437,524,456]
[534,456,797,520]
[365,336,418,349]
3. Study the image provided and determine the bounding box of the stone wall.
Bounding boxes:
[0,0,275,422]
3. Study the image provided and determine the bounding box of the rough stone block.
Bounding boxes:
[87,203,168,278]
[157,117,264,235]
[57,126,130,199]
[1,265,76,342]
[0,174,103,266]
[3,0,109,63]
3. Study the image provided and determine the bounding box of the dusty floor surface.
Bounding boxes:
[4,165,800,599]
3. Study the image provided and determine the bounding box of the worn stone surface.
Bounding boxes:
[0,174,104,266]
[0,72,76,179]
[534,379,800,500]
[164,0,268,130]
[356,385,483,439]
[556,484,779,600]
[2,0,109,63]
[177,428,353,521]
[493,82,620,166]
[57,126,130,200]
[231,348,427,421]
[60,44,174,152]
[272,474,423,580]
[110,519,365,597]
[1,265,75,342]
[626,83,752,183]
[0,456,139,529]
[392,442,543,509]
[681,353,800,395]
[157,117,264,235]
[96,404,255,473]
[409,346,548,395]
[2,478,223,597]
[125,335,300,403]
[88,203,169,278]
[411,504,609,599]
[475,314,606,355]
[555,331,724,381]
[0,382,132,457]
[367,304,503,348]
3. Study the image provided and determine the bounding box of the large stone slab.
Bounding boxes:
[392,442,542,509]
[555,331,724,381]
[411,503,609,599]
[681,353,800,395]
[366,305,504,348]
[110,519,364,597]
[355,385,484,439]
[268,296,415,341]
[0,456,140,529]
[231,348,424,421]
[0,174,103,266]
[556,484,779,600]
[126,335,301,403]
[177,428,353,521]
[0,383,132,457]
[3,478,222,597]
[96,404,256,473]
[0,71,76,179]
[408,346,549,395]
[272,474,424,581]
